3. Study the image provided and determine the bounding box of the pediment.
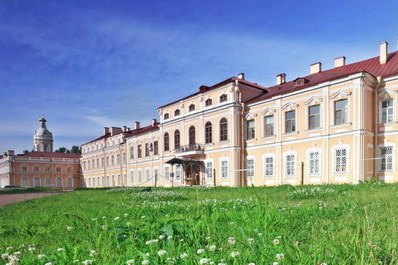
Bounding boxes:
[262,107,276,115]
[281,102,299,111]
[378,87,397,100]
[245,112,257,120]
[330,90,351,99]
[304,96,323,105]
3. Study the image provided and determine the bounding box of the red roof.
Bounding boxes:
[158,77,267,109]
[21,152,81,159]
[246,51,398,104]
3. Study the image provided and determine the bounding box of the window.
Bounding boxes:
[285,154,295,177]
[67,166,72,172]
[33,177,40,187]
[130,171,134,184]
[123,153,126,164]
[246,159,254,179]
[174,109,180,116]
[56,167,61,172]
[67,177,73,188]
[334,148,347,173]
[206,162,213,179]
[220,118,228,141]
[334,99,348,125]
[264,115,274,137]
[205,122,212,144]
[308,105,320,129]
[137,145,142,158]
[111,155,115,165]
[154,141,159,155]
[205,98,213,106]
[220,94,227,103]
[164,133,169,151]
[247,120,255,140]
[45,166,50,172]
[264,156,274,177]
[106,157,109,166]
[130,147,134,159]
[56,177,62,188]
[308,151,320,175]
[34,166,39,172]
[21,166,27,172]
[380,146,393,172]
[145,143,149,157]
[117,154,120,164]
[381,100,393,123]
[45,177,51,187]
[174,130,180,149]
[189,126,195,145]
[164,113,169,120]
[189,104,195,111]
[146,168,150,181]
[101,158,104,168]
[285,110,296,133]
[175,167,181,181]
[221,160,229,179]
[21,177,29,187]
[164,167,170,179]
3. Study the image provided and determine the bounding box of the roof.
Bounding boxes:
[20,152,81,159]
[247,51,398,104]
[158,77,267,109]
[82,124,159,145]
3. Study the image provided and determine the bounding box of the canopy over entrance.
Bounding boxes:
[165,157,204,166]
[166,157,204,186]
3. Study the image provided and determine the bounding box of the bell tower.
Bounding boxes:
[33,115,53,152]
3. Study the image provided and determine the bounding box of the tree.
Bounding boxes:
[55,147,67,153]
[70,146,81,154]
[23,150,29,154]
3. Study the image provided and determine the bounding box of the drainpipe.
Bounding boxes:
[374,76,382,179]
[237,80,246,187]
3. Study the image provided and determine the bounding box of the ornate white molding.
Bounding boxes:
[304,96,323,105]
[378,87,398,100]
[330,90,352,100]
[281,102,299,111]
[245,113,257,120]
[262,107,276,116]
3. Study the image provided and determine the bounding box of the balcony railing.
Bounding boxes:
[175,144,204,154]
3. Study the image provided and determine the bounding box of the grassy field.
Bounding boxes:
[0,183,397,265]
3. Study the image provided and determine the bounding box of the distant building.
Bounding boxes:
[79,41,397,187]
[0,117,82,188]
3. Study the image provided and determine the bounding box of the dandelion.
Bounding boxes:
[272,263,279,265]
[126,260,135,264]
[66,226,74,231]
[273,239,280,245]
[92,218,97,221]
[257,233,263,237]
[114,217,120,221]
[179,239,184,242]
[247,238,255,244]
[28,246,36,251]
[12,252,21,257]
[142,260,150,265]
[144,253,150,256]
[230,251,240,258]
[38,254,46,259]
[229,222,235,225]
[276,253,285,260]
[157,250,167,256]
[141,216,146,219]
[199,258,211,264]
[180,253,188,259]
[1,253,9,259]
[126,222,132,227]
[159,235,165,240]
[248,263,256,265]
[57,248,64,252]
[207,245,216,251]
[6,247,12,251]
[167,236,173,240]
[228,237,236,244]
[218,263,226,265]
[82,260,93,265]
[45,263,53,265]
[124,213,129,217]
[89,250,97,256]
[205,236,210,240]
[197,249,205,254]
[145,239,159,245]
[101,225,107,230]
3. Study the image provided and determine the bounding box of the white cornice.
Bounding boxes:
[304,96,323,105]
[330,90,352,100]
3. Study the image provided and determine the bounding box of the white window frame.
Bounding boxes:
[284,151,297,178]
[378,144,394,172]
[333,145,349,174]
[137,170,142,184]
[263,115,275,137]
[205,159,214,179]
[263,154,275,178]
[334,99,348,125]
[307,148,321,176]
[130,170,134,184]
[220,158,229,179]
[145,168,151,181]
[379,99,394,124]
[285,110,296,133]
[246,156,255,180]
[308,104,321,130]
[164,166,170,180]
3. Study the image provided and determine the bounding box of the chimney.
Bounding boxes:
[334,56,346,68]
[152,119,157,126]
[8,150,14,156]
[380,41,388,64]
[237,73,245,80]
[104,127,109,135]
[310,62,322,74]
[134,121,140,130]
[123,126,128,132]
[276,73,286,85]
[111,127,122,136]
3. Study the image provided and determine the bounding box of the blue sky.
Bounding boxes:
[1,0,398,153]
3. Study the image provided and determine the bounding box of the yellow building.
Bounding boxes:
[81,41,398,187]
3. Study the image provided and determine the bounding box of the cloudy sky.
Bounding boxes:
[1,0,398,153]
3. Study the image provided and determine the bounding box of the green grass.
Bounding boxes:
[0,183,397,264]
[0,186,55,194]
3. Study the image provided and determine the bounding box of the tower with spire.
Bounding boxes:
[33,115,53,152]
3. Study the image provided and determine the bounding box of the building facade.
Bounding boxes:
[0,117,82,189]
[81,41,398,187]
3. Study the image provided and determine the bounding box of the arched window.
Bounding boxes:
[174,109,180,116]
[45,177,51,187]
[205,122,212,144]
[164,133,170,151]
[164,113,169,120]
[205,98,212,106]
[220,118,228,141]
[67,177,73,188]
[189,104,195,111]
[21,177,29,187]
[220,94,227,103]
[189,126,196,145]
[33,177,40,187]
[174,130,180,149]
[56,177,63,188]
